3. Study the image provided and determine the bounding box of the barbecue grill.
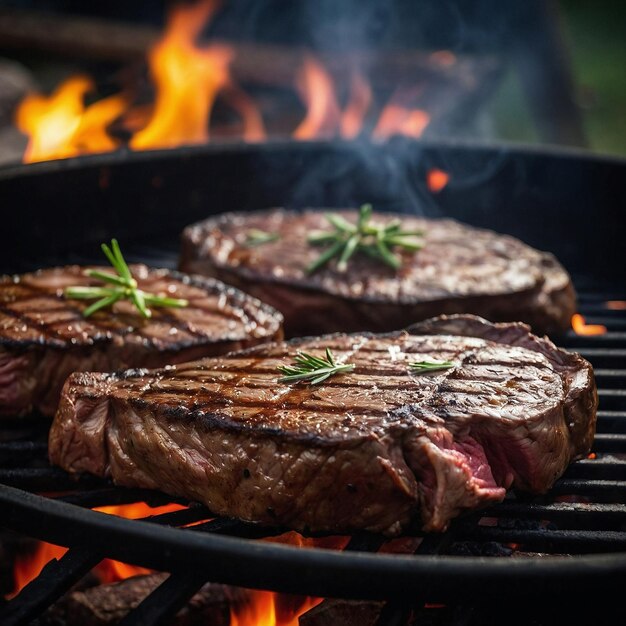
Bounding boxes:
[0,139,625,625]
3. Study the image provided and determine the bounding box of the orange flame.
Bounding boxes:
[606,300,626,311]
[15,76,127,163]
[373,103,430,140]
[8,502,185,597]
[293,55,341,140]
[340,71,373,139]
[427,168,450,193]
[230,532,349,626]
[15,0,444,162]
[231,590,322,626]
[571,313,607,336]
[131,0,234,149]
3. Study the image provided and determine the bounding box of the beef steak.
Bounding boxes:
[180,209,576,337]
[48,315,597,535]
[0,265,283,417]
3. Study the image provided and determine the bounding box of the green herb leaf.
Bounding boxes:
[244,229,280,247]
[64,239,189,318]
[307,204,424,274]
[409,360,456,373]
[278,347,355,385]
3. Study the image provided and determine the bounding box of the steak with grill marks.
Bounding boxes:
[179,209,576,337]
[0,265,283,417]
[49,315,597,535]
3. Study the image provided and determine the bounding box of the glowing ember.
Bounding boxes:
[427,168,450,193]
[131,0,234,149]
[571,313,607,336]
[606,300,626,311]
[8,502,185,597]
[15,75,127,163]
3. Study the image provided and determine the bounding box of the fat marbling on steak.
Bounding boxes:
[49,315,597,535]
[0,265,283,417]
[179,209,576,337]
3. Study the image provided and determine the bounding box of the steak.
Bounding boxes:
[179,208,576,337]
[0,264,283,417]
[49,315,597,535]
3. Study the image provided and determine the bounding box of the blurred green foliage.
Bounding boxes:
[490,0,626,156]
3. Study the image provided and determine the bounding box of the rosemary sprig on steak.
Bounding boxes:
[306,204,424,274]
[278,348,355,385]
[409,360,455,373]
[65,239,189,318]
[244,229,280,247]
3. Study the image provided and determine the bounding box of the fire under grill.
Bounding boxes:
[0,141,625,625]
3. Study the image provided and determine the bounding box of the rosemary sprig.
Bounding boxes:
[64,239,189,318]
[307,204,424,274]
[409,360,456,373]
[278,347,355,385]
[244,228,280,247]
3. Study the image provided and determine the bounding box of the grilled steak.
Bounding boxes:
[180,209,576,337]
[0,265,283,417]
[49,315,596,535]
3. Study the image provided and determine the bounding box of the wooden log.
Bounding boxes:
[0,9,501,91]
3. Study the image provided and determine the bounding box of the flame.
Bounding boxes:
[9,503,349,625]
[14,0,445,162]
[230,532,349,626]
[340,71,373,139]
[606,300,626,310]
[427,168,450,193]
[571,313,607,336]
[8,502,185,597]
[131,0,234,149]
[293,55,341,140]
[231,590,321,626]
[15,76,127,163]
[373,103,430,140]
[221,85,267,141]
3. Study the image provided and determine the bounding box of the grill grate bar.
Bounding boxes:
[0,467,106,491]
[596,390,626,410]
[560,332,626,349]
[564,458,626,479]
[484,501,626,527]
[550,479,626,500]
[573,348,626,367]
[118,571,210,626]
[191,517,294,540]
[593,370,626,387]
[0,546,102,626]
[54,488,183,509]
[591,433,626,452]
[455,527,626,553]
[0,441,48,465]
[596,411,626,433]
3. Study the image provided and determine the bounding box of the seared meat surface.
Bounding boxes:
[180,209,576,337]
[49,315,596,535]
[0,265,283,417]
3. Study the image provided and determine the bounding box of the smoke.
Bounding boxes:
[210,0,513,215]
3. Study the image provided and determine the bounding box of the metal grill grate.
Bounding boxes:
[0,256,625,625]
